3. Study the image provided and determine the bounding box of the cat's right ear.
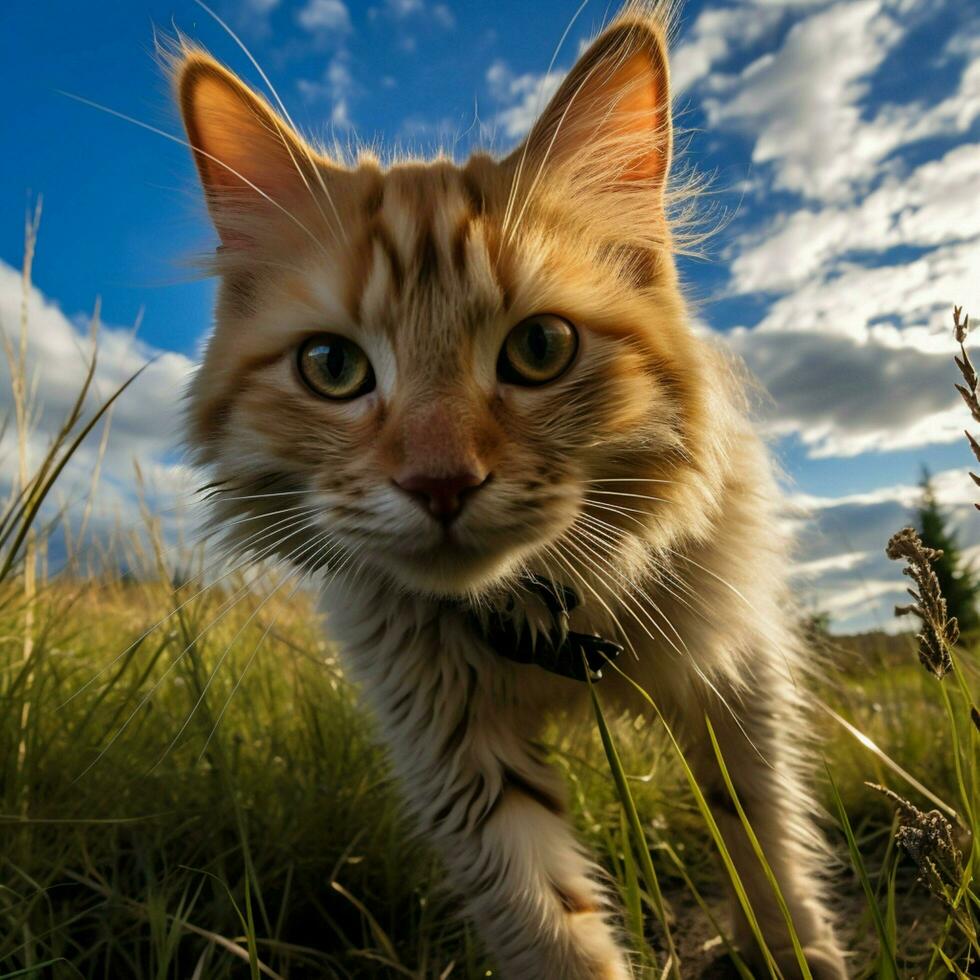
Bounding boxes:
[506,13,673,208]
[175,52,320,246]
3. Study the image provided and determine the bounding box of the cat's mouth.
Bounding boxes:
[371,528,529,597]
[342,511,550,597]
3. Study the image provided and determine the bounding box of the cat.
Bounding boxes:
[173,2,848,976]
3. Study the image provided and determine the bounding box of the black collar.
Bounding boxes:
[465,575,623,682]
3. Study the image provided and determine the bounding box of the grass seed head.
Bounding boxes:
[885,527,958,679]
[870,784,966,911]
[952,307,980,497]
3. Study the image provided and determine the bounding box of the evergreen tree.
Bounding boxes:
[916,467,980,634]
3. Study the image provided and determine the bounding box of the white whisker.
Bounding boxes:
[542,538,640,661]
[562,530,687,661]
[585,499,651,519]
[203,488,308,504]
[576,512,708,624]
[587,490,669,503]
[501,0,591,239]
[565,521,769,766]
[59,92,330,260]
[584,478,676,485]
[665,546,759,617]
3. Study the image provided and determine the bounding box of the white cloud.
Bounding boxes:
[431,4,454,29]
[719,149,980,456]
[699,0,980,202]
[385,0,423,14]
[671,5,787,94]
[730,142,980,296]
[793,550,868,577]
[675,0,980,460]
[225,0,281,36]
[298,53,356,127]
[702,0,905,201]
[788,468,980,631]
[742,235,980,349]
[368,0,454,28]
[719,144,980,458]
[484,0,824,141]
[0,260,196,555]
[485,60,566,140]
[297,0,352,34]
[725,317,975,458]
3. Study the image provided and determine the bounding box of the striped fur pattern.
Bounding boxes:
[175,3,848,976]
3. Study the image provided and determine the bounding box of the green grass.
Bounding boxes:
[0,573,976,978]
[1,220,977,977]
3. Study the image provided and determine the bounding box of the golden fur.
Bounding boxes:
[175,3,848,976]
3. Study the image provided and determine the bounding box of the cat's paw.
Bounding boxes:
[795,944,849,980]
[700,944,848,980]
[767,944,849,980]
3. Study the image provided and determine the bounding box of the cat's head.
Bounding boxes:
[177,4,720,599]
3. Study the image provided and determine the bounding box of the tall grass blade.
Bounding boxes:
[618,808,645,955]
[587,677,679,978]
[659,840,754,980]
[604,660,783,979]
[825,766,899,979]
[243,863,261,980]
[705,715,812,978]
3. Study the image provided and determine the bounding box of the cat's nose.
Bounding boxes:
[394,470,489,523]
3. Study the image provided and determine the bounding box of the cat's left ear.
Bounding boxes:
[507,15,672,202]
[175,51,323,246]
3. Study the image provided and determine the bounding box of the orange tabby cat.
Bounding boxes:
[174,2,847,976]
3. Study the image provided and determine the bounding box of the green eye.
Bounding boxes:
[298,334,375,400]
[498,314,578,386]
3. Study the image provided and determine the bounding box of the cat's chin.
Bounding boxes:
[365,540,527,599]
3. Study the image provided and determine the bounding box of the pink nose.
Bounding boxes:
[395,470,489,523]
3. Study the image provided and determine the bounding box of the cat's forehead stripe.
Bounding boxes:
[450,215,470,277]
[416,219,441,287]
[346,165,507,331]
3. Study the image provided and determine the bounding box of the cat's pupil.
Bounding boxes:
[326,343,345,379]
[527,323,548,363]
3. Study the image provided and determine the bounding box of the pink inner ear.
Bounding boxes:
[513,20,674,200]
[604,53,666,183]
[181,61,316,247]
[195,109,296,248]
[194,98,302,201]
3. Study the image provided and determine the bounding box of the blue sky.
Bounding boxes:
[2,0,980,631]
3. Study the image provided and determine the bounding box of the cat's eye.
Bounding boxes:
[298,334,375,400]
[497,314,578,386]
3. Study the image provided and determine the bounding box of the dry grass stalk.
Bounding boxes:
[869,784,965,910]
[885,527,958,679]
[951,306,980,732]
[2,199,43,783]
[953,306,980,509]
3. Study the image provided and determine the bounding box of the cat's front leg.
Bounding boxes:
[332,594,630,980]
[679,668,849,980]
[452,762,632,980]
